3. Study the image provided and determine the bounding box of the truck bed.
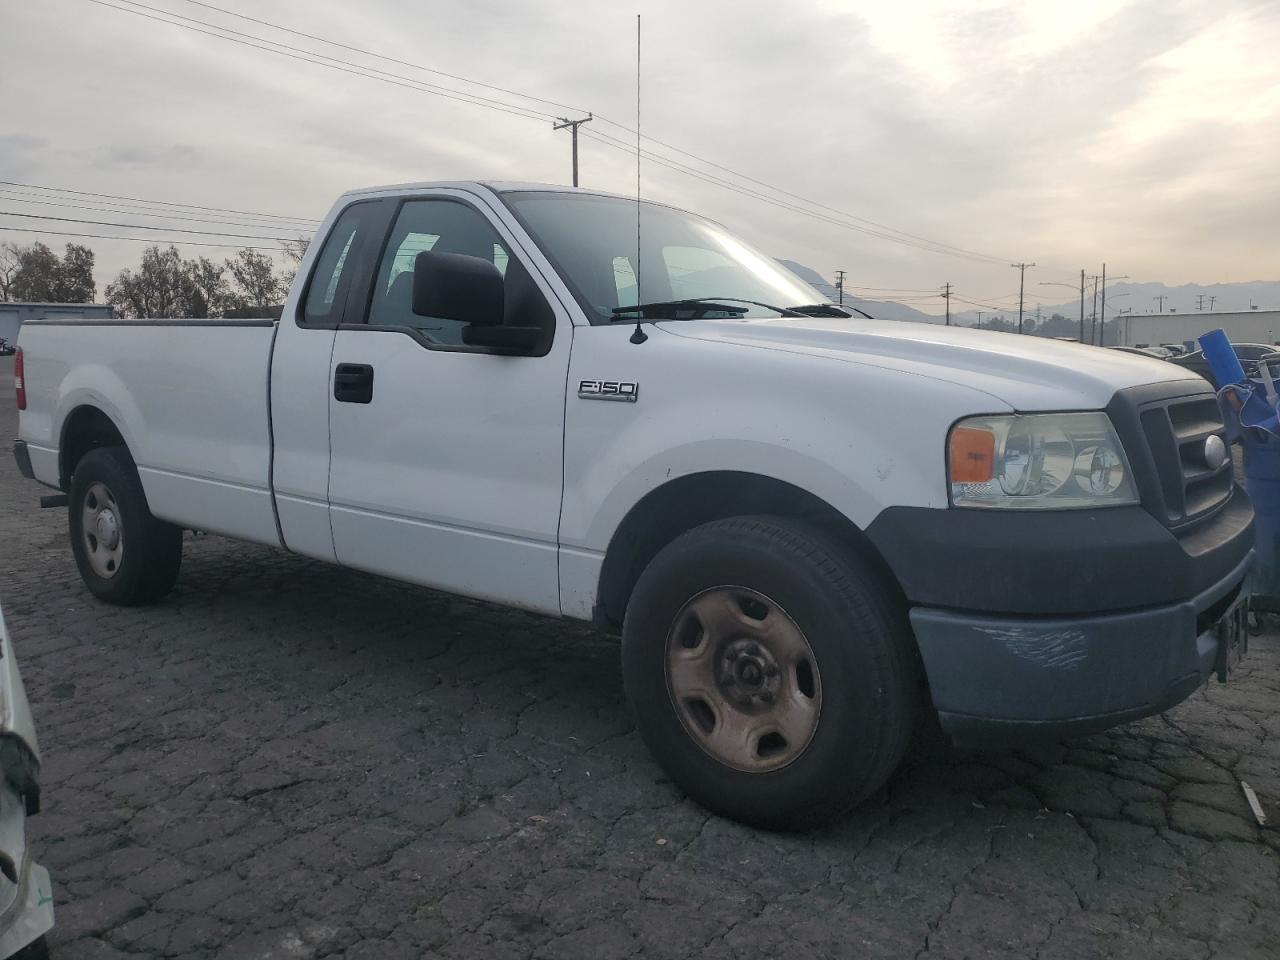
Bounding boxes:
[17,318,282,546]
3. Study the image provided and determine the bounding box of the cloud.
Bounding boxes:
[0,0,1276,306]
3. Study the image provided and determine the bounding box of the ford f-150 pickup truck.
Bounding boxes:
[12,181,1254,829]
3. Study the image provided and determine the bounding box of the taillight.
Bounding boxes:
[14,347,25,410]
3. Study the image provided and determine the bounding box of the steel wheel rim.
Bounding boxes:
[665,586,822,773]
[82,481,124,579]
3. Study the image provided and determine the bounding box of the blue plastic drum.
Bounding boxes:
[1243,443,1280,603]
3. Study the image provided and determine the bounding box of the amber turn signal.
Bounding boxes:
[949,426,995,483]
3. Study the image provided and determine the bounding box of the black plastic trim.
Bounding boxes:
[11,440,34,480]
[866,490,1254,616]
[21,318,275,327]
[294,198,396,331]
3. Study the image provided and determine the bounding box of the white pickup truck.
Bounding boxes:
[13,181,1254,828]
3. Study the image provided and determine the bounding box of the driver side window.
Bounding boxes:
[369,200,512,346]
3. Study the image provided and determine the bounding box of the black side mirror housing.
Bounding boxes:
[461,325,542,352]
[412,251,504,326]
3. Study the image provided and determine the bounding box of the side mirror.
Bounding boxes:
[412,251,504,326]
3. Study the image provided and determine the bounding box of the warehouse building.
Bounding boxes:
[0,302,113,345]
[1121,309,1280,350]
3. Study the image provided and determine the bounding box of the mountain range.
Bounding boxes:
[779,260,1280,326]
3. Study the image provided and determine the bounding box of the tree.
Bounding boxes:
[279,237,310,289]
[1031,312,1076,339]
[0,241,97,303]
[186,256,228,319]
[55,244,96,303]
[10,242,62,301]
[225,249,282,312]
[0,243,21,300]
[976,315,1018,334]
[106,245,193,318]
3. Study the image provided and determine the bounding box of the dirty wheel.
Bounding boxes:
[622,515,918,830]
[69,446,182,605]
[666,586,821,773]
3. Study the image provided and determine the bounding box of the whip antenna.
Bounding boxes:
[630,13,647,345]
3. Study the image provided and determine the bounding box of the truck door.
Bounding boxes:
[325,191,572,614]
[270,198,393,562]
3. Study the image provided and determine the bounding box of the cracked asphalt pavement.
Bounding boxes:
[0,378,1277,958]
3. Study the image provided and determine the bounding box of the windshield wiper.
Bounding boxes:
[610,297,808,321]
[787,302,874,319]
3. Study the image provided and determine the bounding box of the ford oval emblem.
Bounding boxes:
[1204,435,1228,470]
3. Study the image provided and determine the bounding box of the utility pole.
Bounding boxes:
[834,270,846,305]
[1011,262,1035,334]
[942,282,951,326]
[1099,263,1106,346]
[1208,295,1217,311]
[1196,294,1206,312]
[1154,294,1166,313]
[1079,269,1086,342]
[1089,274,1100,345]
[976,311,983,330]
[552,113,593,187]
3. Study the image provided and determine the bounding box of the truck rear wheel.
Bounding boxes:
[621,515,917,830]
[68,446,182,605]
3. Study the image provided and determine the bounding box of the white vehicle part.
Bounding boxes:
[0,609,53,955]
[556,322,1012,619]
[16,321,280,546]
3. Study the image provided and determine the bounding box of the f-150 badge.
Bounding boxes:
[578,379,639,402]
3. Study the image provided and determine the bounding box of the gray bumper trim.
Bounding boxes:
[911,550,1253,746]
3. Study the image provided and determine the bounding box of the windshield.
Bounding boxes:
[500,191,828,324]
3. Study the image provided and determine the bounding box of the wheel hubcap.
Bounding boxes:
[82,482,123,578]
[666,587,822,773]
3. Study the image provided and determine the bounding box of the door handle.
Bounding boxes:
[334,363,374,403]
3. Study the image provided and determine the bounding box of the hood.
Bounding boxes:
[658,317,1207,410]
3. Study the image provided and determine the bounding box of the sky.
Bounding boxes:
[2,0,1279,317]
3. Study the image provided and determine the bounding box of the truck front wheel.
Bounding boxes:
[621,515,918,830]
[68,447,182,605]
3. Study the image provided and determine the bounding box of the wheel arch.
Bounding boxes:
[593,470,905,631]
[58,405,129,490]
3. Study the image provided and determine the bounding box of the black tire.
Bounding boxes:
[68,446,182,605]
[622,515,918,830]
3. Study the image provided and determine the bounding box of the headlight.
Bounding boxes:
[948,412,1138,509]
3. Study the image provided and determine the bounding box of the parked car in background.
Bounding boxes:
[0,341,14,358]
[1110,346,1170,359]
[0,606,52,959]
[1170,341,1277,389]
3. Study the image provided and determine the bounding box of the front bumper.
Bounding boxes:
[911,550,1253,747]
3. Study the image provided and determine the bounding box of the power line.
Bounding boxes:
[581,128,1010,264]
[85,0,557,125]
[176,0,1011,263]
[0,191,316,233]
[0,225,280,250]
[0,178,318,224]
[0,210,295,242]
[87,0,1017,268]
[175,0,592,118]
